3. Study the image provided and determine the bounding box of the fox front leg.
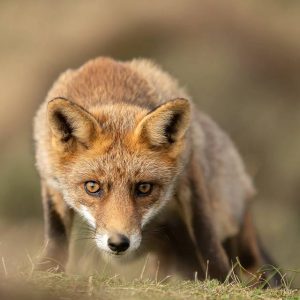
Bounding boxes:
[37,182,74,272]
[189,167,230,282]
[191,197,230,282]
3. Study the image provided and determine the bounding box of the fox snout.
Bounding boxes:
[95,231,142,255]
[107,233,130,253]
[78,203,143,255]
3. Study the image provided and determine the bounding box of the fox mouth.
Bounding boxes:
[100,249,134,260]
[99,244,143,260]
[105,249,127,256]
[96,244,133,256]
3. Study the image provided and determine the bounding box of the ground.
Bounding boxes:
[0,219,299,299]
[0,273,299,300]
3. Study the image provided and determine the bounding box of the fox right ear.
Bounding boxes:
[47,98,101,151]
[135,98,191,148]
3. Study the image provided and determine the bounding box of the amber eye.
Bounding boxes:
[135,182,153,197]
[84,181,102,196]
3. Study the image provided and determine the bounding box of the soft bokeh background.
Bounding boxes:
[0,0,299,286]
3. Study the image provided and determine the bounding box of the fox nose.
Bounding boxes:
[107,234,130,253]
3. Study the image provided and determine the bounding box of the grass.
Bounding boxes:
[0,272,299,300]
[0,221,299,299]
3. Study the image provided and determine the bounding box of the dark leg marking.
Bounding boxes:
[46,193,67,243]
[37,185,73,272]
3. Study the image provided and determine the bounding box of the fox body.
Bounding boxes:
[34,57,272,281]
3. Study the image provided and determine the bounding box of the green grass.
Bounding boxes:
[1,272,299,300]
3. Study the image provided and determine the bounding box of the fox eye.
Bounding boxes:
[135,182,153,197]
[84,181,102,196]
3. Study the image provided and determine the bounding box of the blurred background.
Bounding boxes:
[0,0,299,286]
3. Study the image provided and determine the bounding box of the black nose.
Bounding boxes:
[107,234,130,253]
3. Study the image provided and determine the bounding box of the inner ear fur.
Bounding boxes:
[47,97,100,150]
[135,98,191,147]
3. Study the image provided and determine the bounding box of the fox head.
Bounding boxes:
[47,97,190,256]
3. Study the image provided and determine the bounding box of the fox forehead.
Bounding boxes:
[89,103,147,134]
[68,145,177,183]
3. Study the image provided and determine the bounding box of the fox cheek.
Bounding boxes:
[78,204,96,229]
[141,207,156,228]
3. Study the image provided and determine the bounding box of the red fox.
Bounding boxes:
[34,57,277,283]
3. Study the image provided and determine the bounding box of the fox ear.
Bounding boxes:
[47,98,100,151]
[136,98,191,147]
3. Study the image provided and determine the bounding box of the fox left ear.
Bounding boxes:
[135,98,191,147]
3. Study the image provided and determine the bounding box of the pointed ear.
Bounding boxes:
[47,97,100,151]
[135,98,191,147]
